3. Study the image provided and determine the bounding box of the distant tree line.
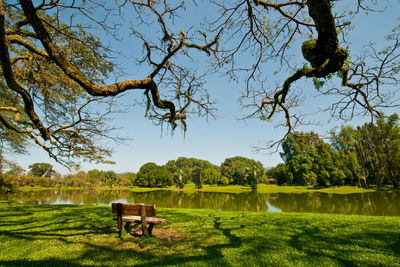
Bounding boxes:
[267,114,400,188]
[135,156,266,190]
[3,114,398,191]
[1,156,266,190]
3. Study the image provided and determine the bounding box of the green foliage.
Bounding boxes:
[312,77,325,89]
[331,114,400,188]
[266,163,290,185]
[220,156,264,187]
[119,172,136,186]
[191,166,203,189]
[1,6,117,167]
[3,174,64,188]
[0,173,11,191]
[136,162,172,187]
[165,157,220,188]
[87,169,102,180]
[175,157,218,170]
[100,171,120,187]
[201,168,228,185]
[64,171,91,187]
[281,132,355,186]
[28,163,54,177]
[277,114,400,188]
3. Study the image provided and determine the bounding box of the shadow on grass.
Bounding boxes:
[1,203,242,266]
[1,202,399,266]
[0,259,83,267]
[132,214,244,266]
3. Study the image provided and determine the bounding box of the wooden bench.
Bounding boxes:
[111,203,166,237]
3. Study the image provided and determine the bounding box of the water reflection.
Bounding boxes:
[1,189,399,216]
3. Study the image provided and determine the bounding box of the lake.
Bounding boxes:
[1,189,399,216]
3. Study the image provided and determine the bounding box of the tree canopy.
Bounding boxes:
[221,156,264,187]
[0,0,399,165]
[269,114,400,188]
[135,162,172,187]
[28,162,54,177]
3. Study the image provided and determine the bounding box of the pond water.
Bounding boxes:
[1,189,399,216]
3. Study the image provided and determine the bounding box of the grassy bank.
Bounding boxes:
[12,183,382,194]
[0,201,399,266]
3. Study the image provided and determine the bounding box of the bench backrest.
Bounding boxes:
[111,203,156,217]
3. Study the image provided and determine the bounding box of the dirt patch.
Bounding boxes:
[132,228,184,242]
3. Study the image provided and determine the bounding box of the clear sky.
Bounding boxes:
[7,1,400,174]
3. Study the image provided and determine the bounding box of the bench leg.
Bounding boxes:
[124,222,132,233]
[142,223,148,236]
[118,216,123,238]
[148,224,154,236]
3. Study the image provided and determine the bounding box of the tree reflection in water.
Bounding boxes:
[1,189,399,216]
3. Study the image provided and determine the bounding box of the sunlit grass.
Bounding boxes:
[0,201,399,266]
[256,184,378,194]
[15,183,383,195]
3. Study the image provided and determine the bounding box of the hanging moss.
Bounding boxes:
[301,38,320,68]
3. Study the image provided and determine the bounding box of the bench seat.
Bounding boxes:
[113,216,166,224]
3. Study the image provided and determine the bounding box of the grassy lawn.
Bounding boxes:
[0,201,399,266]
[14,183,382,194]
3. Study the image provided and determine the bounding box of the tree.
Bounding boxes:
[280,132,352,186]
[266,163,289,185]
[212,0,400,147]
[191,166,203,189]
[201,168,227,185]
[220,156,264,187]
[28,162,54,177]
[333,114,400,188]
[100,170,120,187]
[136,162,172,188]
[0,1,219,167]
[1,0,399,163]
[375,114,400,188]
[165,157,219,188]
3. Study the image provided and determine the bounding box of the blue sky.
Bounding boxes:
[8,1,400,174]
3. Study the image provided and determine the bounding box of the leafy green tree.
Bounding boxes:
[220,156,264,187]
[28,163,54,177]
[266,163,289,185]
[166,157,218,187]
[136,163,172,188]
[0,1,219,167]
[165,160,185,188]
[100,171,120,187]
[331,126,368,187]
[87,169,102,180]
[84,169,103,185]
[375,114,400,188]
[281,132,352,186]
[64,171,89,187]
[281,134,319,185]
[175,157,218,172]
[192,166,203,189]
[332,114,400,188]
[201,168,226,185]
[125,173,137,186]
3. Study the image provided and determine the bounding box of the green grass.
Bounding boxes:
[14,183,382,195]
[171,184,252,193]
[256,184,378,194]
[0,201,399,266]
